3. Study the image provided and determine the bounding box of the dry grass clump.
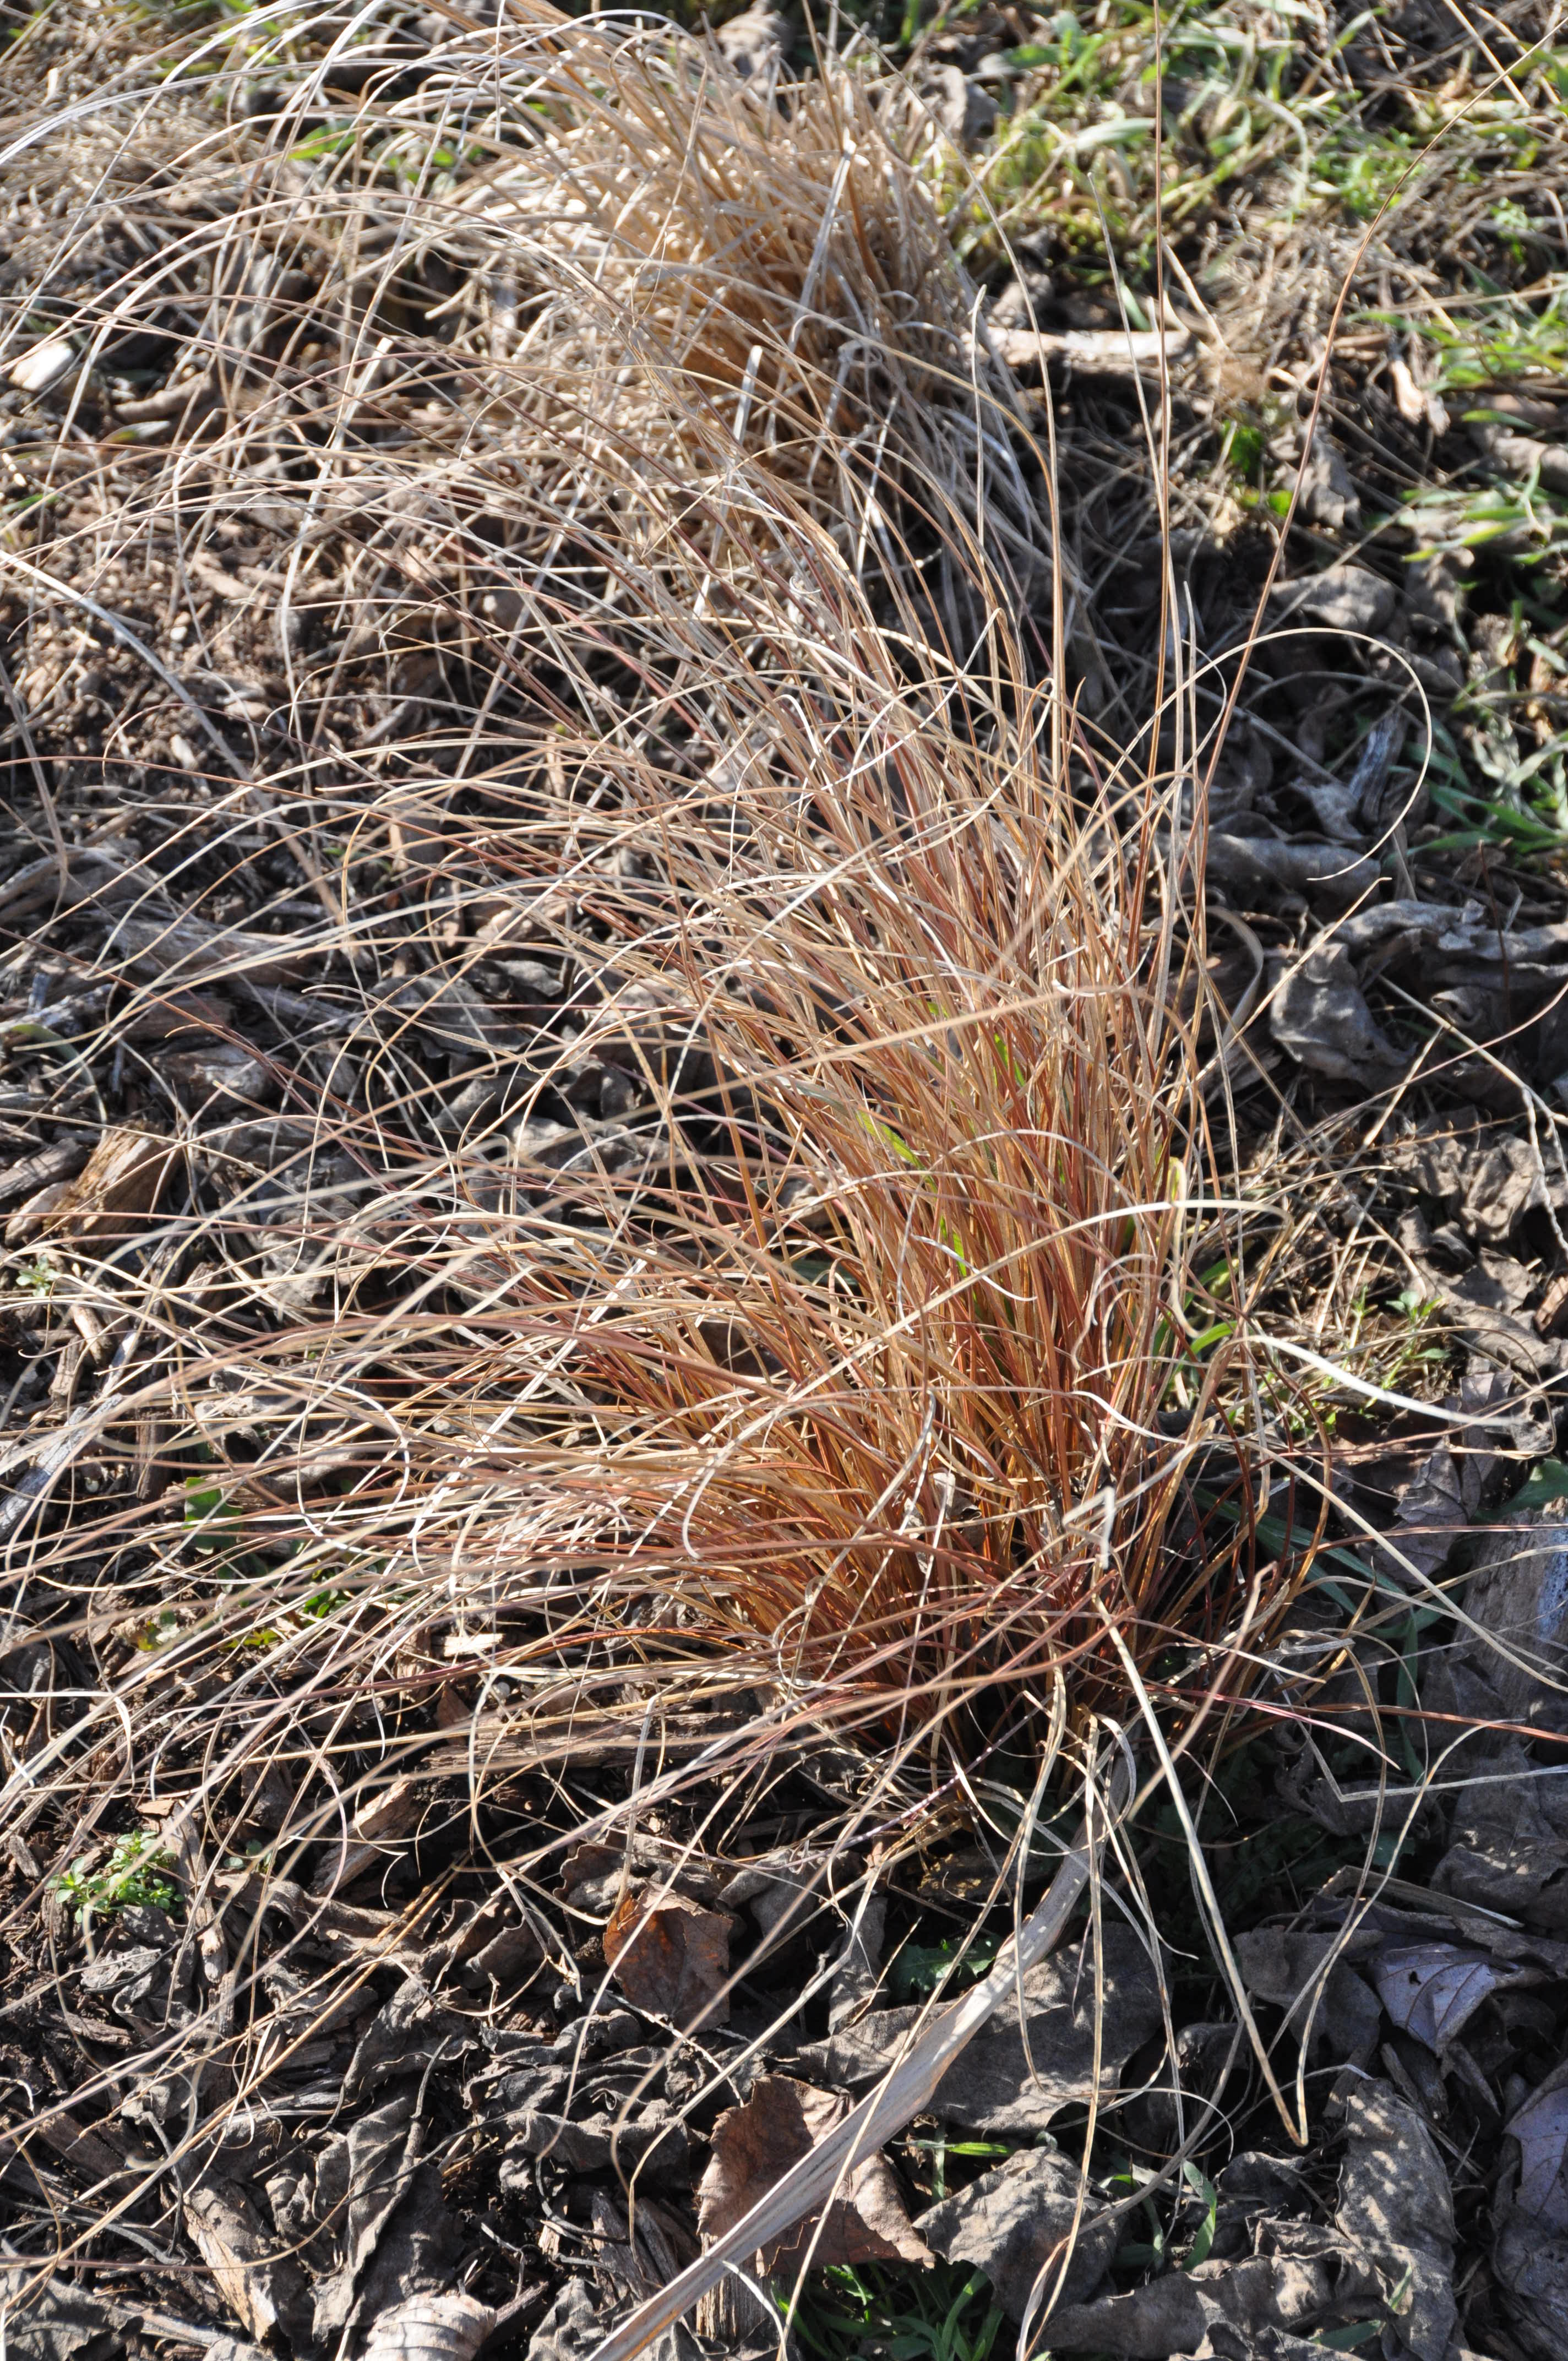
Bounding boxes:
[0,2,1292,1870]
[458,8,1054,641]
[371,638,1241,1769]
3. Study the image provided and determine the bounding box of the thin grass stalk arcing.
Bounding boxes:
[0,0,1300,2206]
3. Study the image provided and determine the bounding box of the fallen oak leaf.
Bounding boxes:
[439,1893,543,1993]
[1507,2060,1568,2231]
[359,2289,552,2361]
[527,2281,608,2361]
[561,1835,721,1914]
[1442,1504,1568,1720]
[1431,1734,1568,1935]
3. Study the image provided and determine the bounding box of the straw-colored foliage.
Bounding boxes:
[0,1,1286,1854]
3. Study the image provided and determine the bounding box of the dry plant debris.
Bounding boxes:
[6,2,1568,2359]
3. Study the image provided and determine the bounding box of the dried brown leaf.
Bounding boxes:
[698,2075,933,2273]
[1270,942,1403,1085]
[1271,564,1393,635]
[797,1922,1162,2134]
[605,1885,732,2028]
[1495,2059,1568,2358]
[916,2148,1117,2322]
[361,2292,496,2361]
[182,2175,312,2348]
[1332,2081,1457,2361]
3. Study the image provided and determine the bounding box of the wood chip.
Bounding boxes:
[113,911,356,986]
[984,320,1192,377]
[37,1128,181,1251]
[0,844,138,926]
[0,1136,89,1209]
[310,1776,423,1896]
[118,988,235,1043]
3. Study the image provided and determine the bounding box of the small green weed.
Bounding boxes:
[905,2134,1011,2204]
[889,1933,1003,2003]
[1423,285,1568,390]
[1371,1291,1449,1395]
[1407,482,1568,564]
[1112,2156,1218,2272]
[287,121,357,162]
[184,1472,323,1592]
[1506,1457,1568,1513]
[1310,112,1425,221]
[185,1473,241,1536]
[1220,417,1266,482]
[301,1586,351,1619]
[53,1831,181,1921]
[1413,705,1568,858]
[134,1606,182,1651]
[783,2259,1005,2361]
[184,1473,271,1580]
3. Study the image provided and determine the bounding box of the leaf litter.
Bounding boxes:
[7,1,1568,2359]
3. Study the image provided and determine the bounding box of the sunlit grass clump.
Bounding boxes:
[0,0,1289,1833]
